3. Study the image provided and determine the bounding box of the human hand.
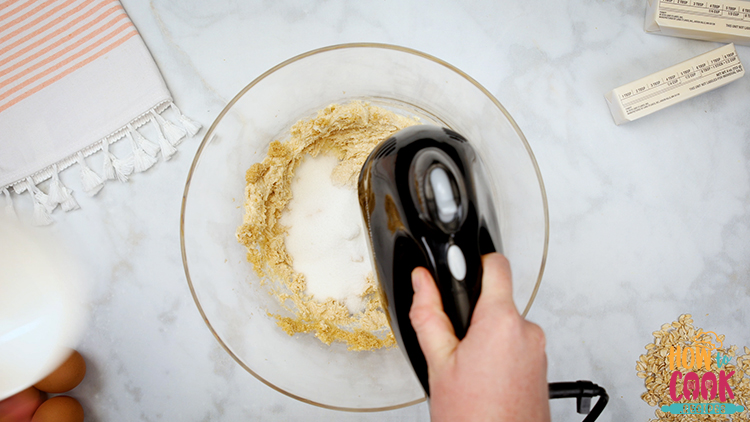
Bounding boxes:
[0,388,42,422]
[409,253,550,422]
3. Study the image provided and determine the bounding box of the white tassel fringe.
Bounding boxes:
[76,152,104,196]
[133,147,157,173]
[30,183,56,214]
[26,177,53,226]
[101,139,133,182]
[33,201,53,226]
[126,131,157,173]
[102,140,116,181]
[102,155,115,179]
[113,155,135,181]
[152,116,177,160]
[48,165,79,212]
[60,193,79,212]
[2,101,201,225]
[170,103,201,136]
[128,124,160,157]
[152,110,186,146]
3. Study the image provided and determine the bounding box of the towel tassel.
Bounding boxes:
[125,130,157,173]
[101,139,133,182]
[76,152,104,196]
[151,110,186,146]
[48,164,79,212]
[128,124,160,157]
[25,177,54,226]
[2,188,18,220]
[170,103,201,137]
[151,116,177,160]
[102,139,116,180]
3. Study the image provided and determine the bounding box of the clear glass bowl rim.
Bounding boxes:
[179,42,550,412]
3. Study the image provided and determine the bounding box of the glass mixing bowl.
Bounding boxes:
[180,43,549,411]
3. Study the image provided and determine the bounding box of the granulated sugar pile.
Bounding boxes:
[236,102,419,350]
[280,154,371,314]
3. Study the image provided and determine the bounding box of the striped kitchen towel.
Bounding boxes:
[0,0,200,225]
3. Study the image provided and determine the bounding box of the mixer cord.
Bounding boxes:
[549,381,609,422]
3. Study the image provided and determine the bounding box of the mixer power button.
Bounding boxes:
[447,244,466,281]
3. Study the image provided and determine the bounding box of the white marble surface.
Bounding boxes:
[25,0,750,420]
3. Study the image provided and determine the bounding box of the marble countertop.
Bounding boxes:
[39,1,750,420]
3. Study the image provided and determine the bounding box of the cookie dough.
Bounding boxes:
[236,102,419,351]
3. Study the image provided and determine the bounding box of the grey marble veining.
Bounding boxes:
[35,0,750,420]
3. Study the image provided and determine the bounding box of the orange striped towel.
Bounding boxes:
[0,0,200,225]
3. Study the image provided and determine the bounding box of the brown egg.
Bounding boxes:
[0,387,43,422]
[31,396,83,422]
[33,350,86,393]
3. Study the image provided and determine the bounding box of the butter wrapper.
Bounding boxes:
[606,43,744,125]
[646,0,750,46]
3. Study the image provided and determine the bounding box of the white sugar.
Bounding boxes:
[281,154,372,314]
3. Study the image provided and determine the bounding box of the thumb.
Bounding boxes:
[409,267,459,370]
[475,253,517,312]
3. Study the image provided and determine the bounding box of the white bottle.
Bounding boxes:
[0,218,86,400]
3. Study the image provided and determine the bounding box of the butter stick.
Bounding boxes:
[646,0,750,46]
[605,43,744,125]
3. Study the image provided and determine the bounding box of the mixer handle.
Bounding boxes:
[548,381,608,422]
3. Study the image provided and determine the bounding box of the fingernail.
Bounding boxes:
[411,269,422,292]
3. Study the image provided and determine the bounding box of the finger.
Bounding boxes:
[476,253,516,310]
[409,267,459,368]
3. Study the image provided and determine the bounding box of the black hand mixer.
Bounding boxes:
[357,125,608,421]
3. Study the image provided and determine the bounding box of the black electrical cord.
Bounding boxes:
[549,381,609,422]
